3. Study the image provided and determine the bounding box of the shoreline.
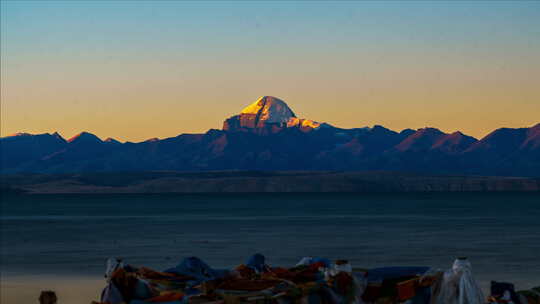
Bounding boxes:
[1,274,103,304]
[2,270,539,304]
[2,171,540,194]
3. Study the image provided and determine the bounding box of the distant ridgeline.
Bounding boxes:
[1,96,539,177]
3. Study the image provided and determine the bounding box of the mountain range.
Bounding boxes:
[2,96,539,177]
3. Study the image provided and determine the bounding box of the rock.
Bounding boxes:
[39,290,57,304]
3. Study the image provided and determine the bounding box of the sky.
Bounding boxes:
[1,1,539,142]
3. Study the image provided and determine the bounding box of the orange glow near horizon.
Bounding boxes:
[1,2,539,142]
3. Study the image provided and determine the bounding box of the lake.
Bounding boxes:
[1,193,539,303]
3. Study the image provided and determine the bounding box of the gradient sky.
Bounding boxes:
[1,1,539,142]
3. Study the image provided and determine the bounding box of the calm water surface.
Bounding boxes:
[1,193,539,297]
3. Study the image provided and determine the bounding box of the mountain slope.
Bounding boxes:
[223,96,321,133]
[0,132,67,171]
[1,97,538,176]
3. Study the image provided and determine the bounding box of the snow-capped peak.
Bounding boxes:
[240,96,296,124]
[223,96,325,132]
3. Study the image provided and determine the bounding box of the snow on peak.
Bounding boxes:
[286,117,321,129]
[223,96,325,132]
[240,96,296,124]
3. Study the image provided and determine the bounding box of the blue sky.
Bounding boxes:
[2,1,539,141]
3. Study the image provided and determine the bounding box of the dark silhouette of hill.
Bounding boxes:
[1,96,538,177]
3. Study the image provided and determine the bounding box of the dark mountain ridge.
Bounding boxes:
[1,97,538,177]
